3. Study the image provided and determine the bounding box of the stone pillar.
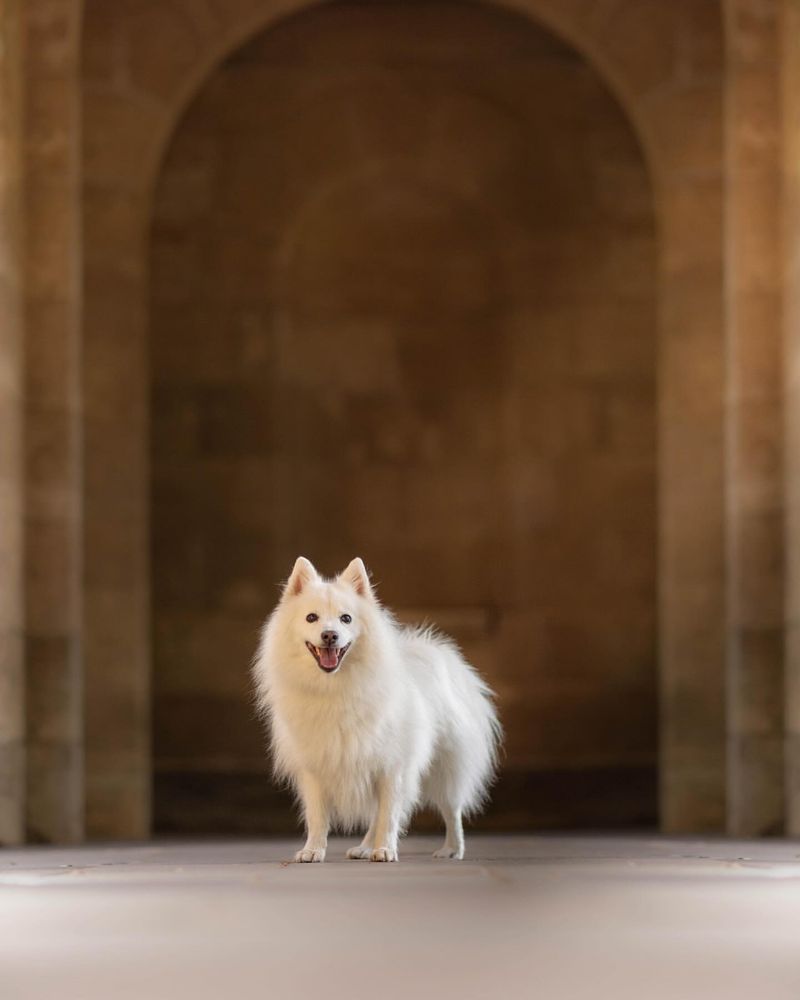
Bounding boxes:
[655,53,728,830]
[0,0,26,845]
[724,0,785,835]
[22,0,84,843]
[783,0,800,835]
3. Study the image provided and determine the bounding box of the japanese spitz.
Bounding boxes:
[252,556,501,863]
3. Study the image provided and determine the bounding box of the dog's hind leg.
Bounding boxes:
[346,816,376,860]
[433,801,464,860]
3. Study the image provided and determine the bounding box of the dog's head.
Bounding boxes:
[279,556,374,676]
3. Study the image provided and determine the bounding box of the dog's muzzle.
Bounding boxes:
[305,641,351,673]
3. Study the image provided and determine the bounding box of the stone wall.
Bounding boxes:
[149,2,658,832]
[3,0,773,843]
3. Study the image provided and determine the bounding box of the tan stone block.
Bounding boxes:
[600,233,657,298]
[731,394,783,511]
[731,507,784,629]
[25,406,78,520]
[26,635,80,743]
[731,291,781,400]
[205,0,266,31]
[591,136,654,221]
[83,470,147,591]
[679,0,724,83]
[660,756,725,832]
[659,582,725,726]
[731,168,782,293]
[0,275,22,391]
[85,768,150,840]
[732,68,781,169]
[727,732,784,835]
[589,0,680,97]
[0,631,24,742]
[24,301,79,411]
[423,88,524,193]
[646,84,723,177]
[729,627,783,735]
[25,742,83,843]
[0,736,24,844]
[83,189,147,280]
[0,365,22,468]
[25,513,79,636]
[155,692,262,764]
[569,301,657,382]
[660,176,723,274]
[606,387,656,456]
[154,610,259,699]
[152,142,218,227]
[24,179,77,301]
[660,272,725,420]
[660,460,725,587]
[123,2,205,103]
[729,0,781,69]
[82,94,165,189]
[23,67,76,179]
[83,288,146,418]
[786,734,800,835]
[23,0,78,76]
[785,514,800,630]
[81,0,123,86]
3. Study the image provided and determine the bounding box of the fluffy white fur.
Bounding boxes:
[252,556,501,863]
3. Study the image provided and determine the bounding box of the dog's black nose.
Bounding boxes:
[321,630,338,646]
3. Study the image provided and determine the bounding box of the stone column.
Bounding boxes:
[783,0,800,836]
[23,0,84,843]
[0,0,26,845]
[655,27,728,831]
[724,0,786,835]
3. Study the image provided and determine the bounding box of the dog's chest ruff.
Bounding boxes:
[274,683,387,779]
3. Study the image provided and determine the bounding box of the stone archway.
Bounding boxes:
[81,0,727,838]
[148,2,659,833]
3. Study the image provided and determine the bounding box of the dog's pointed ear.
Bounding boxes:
[284,556,318,598]
[338,557,373,599]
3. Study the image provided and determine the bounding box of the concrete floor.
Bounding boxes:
[2,835,800,1000]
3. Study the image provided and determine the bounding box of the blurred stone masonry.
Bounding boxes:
[0,0,798,844]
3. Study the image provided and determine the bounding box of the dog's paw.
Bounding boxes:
[433,846,464,860]
[346,846,372,860]
[370,847,398,863]
[294,847,326,863]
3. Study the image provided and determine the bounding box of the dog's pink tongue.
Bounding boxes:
[320,647,338,669]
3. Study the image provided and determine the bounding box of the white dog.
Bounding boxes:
[252,556,501,862]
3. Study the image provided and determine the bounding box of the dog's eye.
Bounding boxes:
[306,613,319,623]
[340,614,352,624]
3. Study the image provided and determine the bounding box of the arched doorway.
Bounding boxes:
[148,0,658,834]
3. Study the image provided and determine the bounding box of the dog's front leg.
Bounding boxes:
[370,771,402,862]
[294,770,329,863]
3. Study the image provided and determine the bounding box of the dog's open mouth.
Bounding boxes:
[305,641,351,673]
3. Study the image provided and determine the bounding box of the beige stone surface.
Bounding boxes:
[2,836,800,1000]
